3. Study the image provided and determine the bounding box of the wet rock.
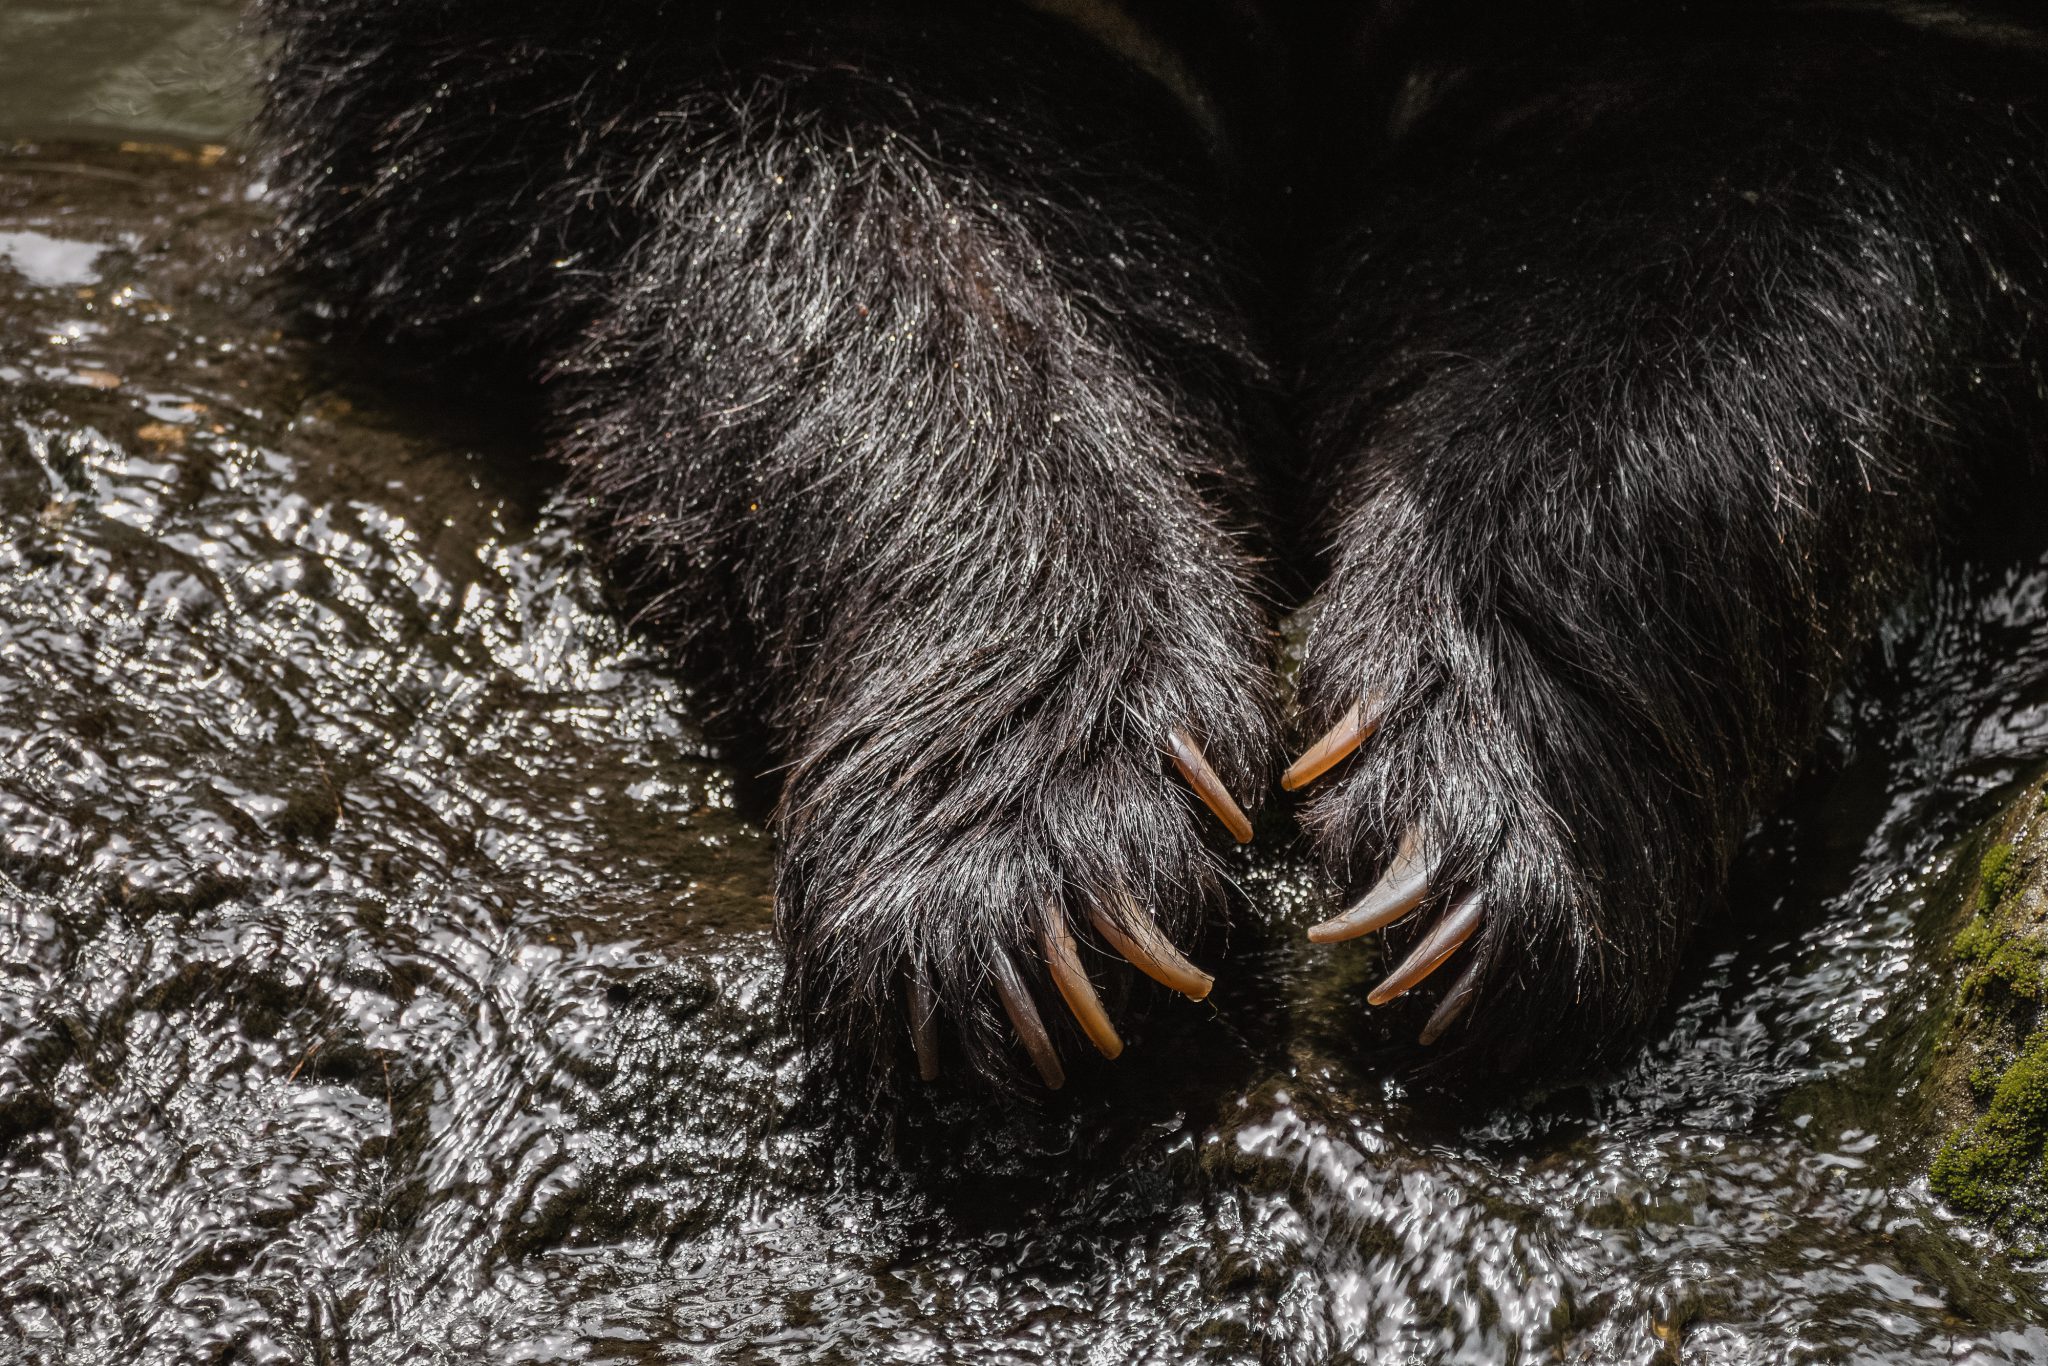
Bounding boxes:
[1926,778,2048,1246]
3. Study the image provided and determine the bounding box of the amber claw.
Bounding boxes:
[1090,898,1214,1000]
[1307,827,1433,943]
[1367,888,1484,1006]
[1281,695,1385,791]
[1040,909,1124,1060]
[1166,727,1253,844]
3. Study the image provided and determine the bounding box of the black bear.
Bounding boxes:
[256,0,2048,1093]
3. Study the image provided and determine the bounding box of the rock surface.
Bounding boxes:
[1927,780,2048,1246]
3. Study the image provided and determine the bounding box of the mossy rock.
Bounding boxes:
[1925,779,2048,1245]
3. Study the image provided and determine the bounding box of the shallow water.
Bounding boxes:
[4,12,2048,1365]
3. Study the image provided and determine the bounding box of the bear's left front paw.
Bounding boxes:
[1282,576,1717,1074]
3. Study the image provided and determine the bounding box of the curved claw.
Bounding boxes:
[1090,898,1214,1001]
[1367,889,1484,1006]
[1281,695,1385,791]
[1165,727,1253,844]
[1418,955,1483,1045]
[1039,909,1123,1060]
[1308,827,1432,943]
[990,949,1066,1089]
[906,964,941,1082]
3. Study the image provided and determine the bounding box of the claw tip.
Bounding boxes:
[1165,728,1254,844]
[1090,902,1214,1001]
[1281,700,1378,791]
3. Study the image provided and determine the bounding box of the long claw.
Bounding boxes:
[1308,827,1432,943]
[906,966,941,1082]
[1418,956,1483,1045]
[1367,889,1484,1006]
[1040,909,1123,1060]
[1090,899,1214,1001]
[1165,728,1253,844]
[990,949,1066,1089]
[1281,696,1384,791]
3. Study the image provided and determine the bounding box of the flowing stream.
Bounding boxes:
[2,5,2047,1361]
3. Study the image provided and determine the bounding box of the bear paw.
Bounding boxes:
[774,678,1272,1093]
[1283,583,1712,1075]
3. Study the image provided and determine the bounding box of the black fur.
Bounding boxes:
[1290,3,2048,1071]
[257,0,1280,1092]
[257,0,2048,1091]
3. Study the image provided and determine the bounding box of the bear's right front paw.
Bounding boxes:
[774,684,1271,1093]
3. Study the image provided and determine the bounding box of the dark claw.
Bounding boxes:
[1418,955,1483,1045]
[906,965,941,1082]
[990,948,1066,1088]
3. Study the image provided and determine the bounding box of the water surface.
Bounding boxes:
[3,9,2048,1363]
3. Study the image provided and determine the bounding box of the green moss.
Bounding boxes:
[1956,940,2048,1008]
[1954,917,1998,965]
[1924,781,2048,1243]
[1929,1029,2048,1236]
[1980,842,2018,909]
[1952,843,2046,1004]
[1978,939,2048,1002]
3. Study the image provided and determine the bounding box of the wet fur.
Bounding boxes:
[258,0,2048,1091]
[1292,7,2048,1070]
[257,0,1279,1092]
